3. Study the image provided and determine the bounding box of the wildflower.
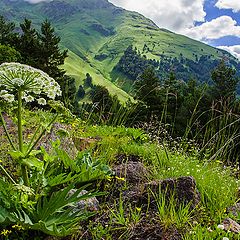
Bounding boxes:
[0,62,61,105]
[106,176,113,181]
[217,224,225,230]
[0,90,8,96]
[12,78,24,87]
[37,98,47,105]
[12,224,24,230]
[207,227,213,232]
[222,238,229,240]
[14,184,35,196]
[2,93,15,103]
[136,207,141,212]
[115,176,126,181]
[1,229,12,236]
[23,95,34,103]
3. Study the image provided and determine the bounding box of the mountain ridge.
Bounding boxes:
[0,0,239,100]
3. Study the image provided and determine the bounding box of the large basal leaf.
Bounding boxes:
[0,206,15,223]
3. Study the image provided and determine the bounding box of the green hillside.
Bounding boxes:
[0,0,237,100]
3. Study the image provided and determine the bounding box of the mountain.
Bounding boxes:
[0,0,239,100]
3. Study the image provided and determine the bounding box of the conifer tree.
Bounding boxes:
[61,75,77,110]
[77,85,85,100]
[0,16,18,46]
[211,60,239,101]
[135,67,161,118]
[17,19,41,67]
[84,73,93,88]
[38,19,68,79]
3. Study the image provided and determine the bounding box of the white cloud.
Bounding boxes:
[218,45,240,60]
[109,0,206,32]
[215,0,240,12]
[184,16,240,41]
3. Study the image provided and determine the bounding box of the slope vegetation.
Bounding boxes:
[0,0,237,100]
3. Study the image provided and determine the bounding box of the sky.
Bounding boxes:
[108,0,240,59]
[25,0,240,59]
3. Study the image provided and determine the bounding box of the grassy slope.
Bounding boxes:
[64,50,132,102]
[0,0,235,101]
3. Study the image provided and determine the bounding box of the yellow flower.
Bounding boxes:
[1,229,12,236]
[115,176,126,182]
[106,176,113,182]
[12,224,24,230]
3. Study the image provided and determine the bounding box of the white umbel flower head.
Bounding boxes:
[37,98,47,106]
[2,93,15,103]
[0,62,62,105]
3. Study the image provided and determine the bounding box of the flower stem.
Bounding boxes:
[25,114,58,158]
[17,90,29,186]
[0,163,16,184]
[0,111,16,151]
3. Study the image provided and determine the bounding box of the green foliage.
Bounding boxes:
[38,19,68,80]
[115,46,240,95]
[1,0,236,102]
[0,16,18,46]
[0,44,21,64]
[76,85,85,100]
[61,75,78,111]
[0,180,98,237]
[17,19,41,67]
[30,184,95,236]
[84,73,93,88]
[0,63,111,237]
[211,60,239,100]
[183,224,237,240]
[133,68,162,120]
[44,140,112,184]
[154,191,193,230]
[0,16,75,109]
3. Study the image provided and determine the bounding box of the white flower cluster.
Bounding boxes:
[0,62,62,105]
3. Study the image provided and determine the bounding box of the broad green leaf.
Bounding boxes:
[0,207,12,223]
[8,150,24,160]
[22,157,43,170]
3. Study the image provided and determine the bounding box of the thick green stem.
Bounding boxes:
[18,90,29,186]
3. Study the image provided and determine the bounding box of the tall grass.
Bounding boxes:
[197,99,240,164]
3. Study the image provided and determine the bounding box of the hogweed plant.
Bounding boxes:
[0,62,61,186]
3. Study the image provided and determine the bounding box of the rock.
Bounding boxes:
[68,189,99,212]
[114,161,150,184]
[227,203,240,217]
[116,154,143,164]
[223,218,240,233]
[146,176,201,208]
[41,123,78,158]
[125,176,201,210]
[73,136,101,151]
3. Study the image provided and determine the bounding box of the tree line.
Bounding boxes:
[0,16,77,110]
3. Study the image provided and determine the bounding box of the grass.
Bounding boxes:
[64,50,133,102]
[1,109,240,239]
